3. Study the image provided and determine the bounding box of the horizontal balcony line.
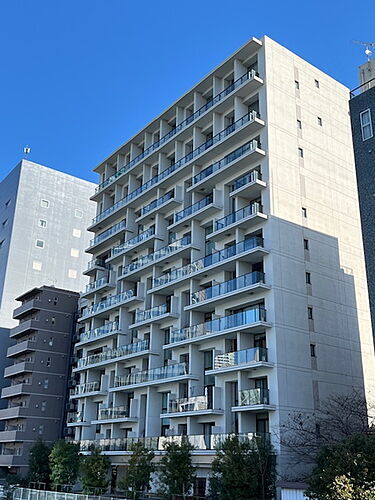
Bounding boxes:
[76,339,150,369]
[78,289,138,320]
[113,362,191,388]
[87,220,127,250]
[77,321,119,345]
[108,227,156,261]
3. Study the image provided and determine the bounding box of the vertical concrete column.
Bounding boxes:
[144,132,153,149]
[234,59,246,80]
[212,111,223,136]
[175,140,184,161]
[159,119,170,138]
[234,96,247,121]
[145,387,161,436]
[213,75,224,95]
[193,126,204,150]
[193,91,205,112]
[130,143,142,161]
[176,106,185,125]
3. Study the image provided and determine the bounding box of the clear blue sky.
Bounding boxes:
[0,0,373,183]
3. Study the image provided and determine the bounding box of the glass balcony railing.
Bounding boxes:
[191,271,265,304]
[114,362,188,387]
[78,321,119,343]
[170,306,267,344]
[92,112,258,225]
[71,381,100,395]
[239,388,270,406]
[152,236,264,288]
[111,227,155,257]
[213,347,268,370]
[168,395,209,413]
[215,202,262,231]
[84,277,110,294]
[98,405,130,420]
[67,411,85,423]
[122,235,191,276]
[89,220,126,248]
[80,289,136,318]
[95,70,260,194]
[134,304,168,323]
[85,258,106,272]
[174,194,213,223]
[231,170,262,191]
[78,431,267,452]
[192,139,259,185]
[141,190,174,217]
[77,339,149,368]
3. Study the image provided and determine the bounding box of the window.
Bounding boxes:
[306,272,311,284]
[304,238,309,250]
[35,239,45,249]
[72,228,81,238]
[41,199,49,208]
[32,260,42,271]
[38,219,47,228]
[51,317,55,325]
[360,109,373,141]
[310,344,316,357]
[75,209,83,218]
[46,357,51,367]
[295,80,300,90]
[38,425,44,435]
[43,379,49,389]
[2,219,7,227]
[70,248,79,258]
[314,79,320,88]
[308,306,313,320]
[41,401,47,412]
[302,207,307,218]
[317,116,322,126]
[5,199,11,207]
[297,119,302,129]
[298,147,304,158]
[68,269,77,279]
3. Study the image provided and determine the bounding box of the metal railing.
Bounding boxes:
[239,388,270,406]
[174,194,213,222]
[77,339,149,368]
[94,70,260,194]
[71,381,100,395]
[80,289,136,318]
[215,202,262,231]
[85,258,106,272]
[168,395,209,413]
[231,170,261,191]
[141,190,174,216]
[91,111,258,225]
[121,234,191,276]
[191,271,265,304]
[214,347,268,370]
[350,77,375,98]
[111,226,155,257]
[84,277,110,294]
[135,304,168,323]
[170,306,267,344]
[152,235,264,288]
[114,362,188,387]
[78,321,119,343]
[98,405,129,420]
[66,411,85,423]
[88,220,126,248]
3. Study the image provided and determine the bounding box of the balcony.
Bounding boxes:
[87,220,127,253]
[13,299,39,320]
[83,258,107,276]
[2,382,32,399]
[232,388,275,412]
[79,288,140,320]
[0,448,23,466]
[89,112,263,228]
[108,227,157,261]
[66,411,88,426]
[137,190,181,224]
[70,381,106,398]
[230,170,266,199]
[10,320,39,339]
[76,339,150,370]
[131,304,178,327]
[4,362,34,378]
[112,362,194,390]
[93,405,137,423]
[165,391,224,418]
[81,276,116,298]
[168,306,269,347]
[188,271,269,311]
[169,193,220,230]
[0,406,29,421]
[77,321,119,345]
[7,340,36,357]
[209,202,267,241]
[207,347,270,375]
[151,236,267,293]
[93,69,263,197]
[120,235,192,279]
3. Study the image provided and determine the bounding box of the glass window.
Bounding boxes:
[317,117,322,126]
[41,199,49,208]
[314,79,320,88]
[68,269,77,279]
[360,109,373,141]
[32,260,42,271]
[310,344,316,357]
[70,248,79,258]
[72,228,81,238]
[304,239,309,250]
[298,147,304,158]
[75,209,83,218]
[308,306,313,320]
[38,219,47,228]
[306,272,311,284]
[35,239,45,248]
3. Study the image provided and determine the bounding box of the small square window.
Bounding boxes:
[304,239,309,250]
[295,80,300,90]
[302,207,307,218]
[70,248,79,258]
[41,199,49,208]
[317,117,322,126]
[72,228,81,238]
[32,260,42,271]
[0,240,4,249]
[68,269,77,279]
[314,79,320,88]
[306,272,311,284]
[2,219,7,227]
[5,200,11,207]
[297,119,302,129]
[75,209,83,218]
[38,219,47,228]
[35,239,45,249]
[310,344,316,357]
[308,306,313,320]
[298,147,304,158]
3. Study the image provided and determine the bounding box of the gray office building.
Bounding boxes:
[0,286,79,473]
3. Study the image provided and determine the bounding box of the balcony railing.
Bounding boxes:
[214,347,268,370]
[135,304,168,323]
[77,339,149,368]
[95,70,259,194]
[141,190,174,216]
[152,236,264,289]
[191,271,265,304]
[89,220,126,248]
[84,276,110,294]
[80,289,136,318]
[92,112,258,225]
[122,235,191,276]
[231,170,261,191]
[1,447,22,456]
[111,227,155,257]
[192,139,259,185]
[174,194,213,222]
[98,405,129,420]
[71,381,100,395]
[168,395,209,413]
[78,321,119,343]
[67,411,85,423]
[239,388,270,406]
[78,431,267,452]
[114,362,188,387]
[170,306,266,344]
[215,202,262,231]
[85,258,106,272]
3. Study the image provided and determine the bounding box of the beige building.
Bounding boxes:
[68,36,375,492]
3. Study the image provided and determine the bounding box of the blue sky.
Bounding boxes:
[0,0,374,183]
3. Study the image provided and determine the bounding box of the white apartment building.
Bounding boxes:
[69,36,375,490]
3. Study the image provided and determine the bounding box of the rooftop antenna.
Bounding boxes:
[23,145,31,159]
[353,40,375,61]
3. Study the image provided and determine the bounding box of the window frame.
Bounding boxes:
[360,109,373,141]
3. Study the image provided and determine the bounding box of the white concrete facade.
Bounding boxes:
[69,36,375,488]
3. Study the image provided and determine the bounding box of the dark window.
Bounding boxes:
[306,272,311,284]
[310,344,316,357]
[304,238,309,250]
[308,306,313,320]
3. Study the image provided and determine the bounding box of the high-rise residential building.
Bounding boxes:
[0,286,79,473]
[0,159,96,329]
[349,58,375,334]
[69,36,375,493]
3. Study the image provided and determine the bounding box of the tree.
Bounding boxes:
[209,435,276,500]
[28,440,51,487]
[158,439,196,499]
[305,433,375,500]
[79,446,110,494]
[49,440,80,489]
[118,442,155,499]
